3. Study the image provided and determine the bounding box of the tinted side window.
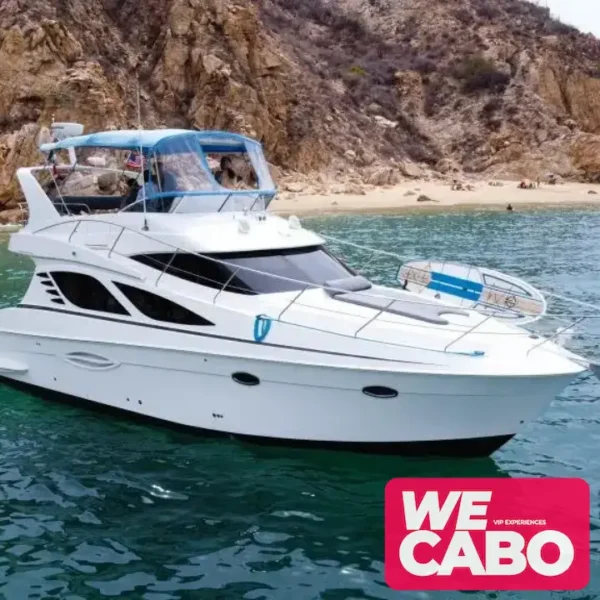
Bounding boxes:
[131,253,254,295]
[50,272,129,315]
[114,283,214,326]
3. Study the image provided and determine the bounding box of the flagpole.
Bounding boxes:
[136,76,148,231]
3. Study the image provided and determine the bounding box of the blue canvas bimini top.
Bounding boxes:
[40,129,276,214]
[39,129,259,155]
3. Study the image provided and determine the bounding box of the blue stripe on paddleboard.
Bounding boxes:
[427,281,482,301]
[430,271,484,293]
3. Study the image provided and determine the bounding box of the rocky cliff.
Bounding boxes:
[2,0,600,207]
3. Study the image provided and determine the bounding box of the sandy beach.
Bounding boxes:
[270,179,600,216]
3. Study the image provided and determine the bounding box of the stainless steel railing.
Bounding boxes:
[26,216,596,359]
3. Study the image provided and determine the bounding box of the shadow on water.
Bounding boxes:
[0,376,511,482]
[0,382,514,599]
[244,443,511,480]
[0,381,518,600]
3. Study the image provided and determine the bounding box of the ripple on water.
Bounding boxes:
[0,212,598,599]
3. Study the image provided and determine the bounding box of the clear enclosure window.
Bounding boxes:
[205,152,259,191]
[150,152,213,193]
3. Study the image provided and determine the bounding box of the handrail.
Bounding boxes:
[445,315,494,353]
[278,285,310,321]
[526,317,587,357]
[25,216,600,358]
[67,220,81,243]
[28,217,594,321]
[217,193,233,213]
[117,191,273,215]
[108,227,125,258]
[28,218,480,312]
[156,249,178,287]
[354,298,396,338]
[321,234,600,358]
[46,161,71,217]
[324,236,553,321]
[33,164,140,177]
[213,266,240,305]
[35,161,273,216]
[54,202,93,217]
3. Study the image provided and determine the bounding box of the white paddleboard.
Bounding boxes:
[398,260,546,324]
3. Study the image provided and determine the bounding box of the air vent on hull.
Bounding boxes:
[232,372,260,386]
[64,352,119,371]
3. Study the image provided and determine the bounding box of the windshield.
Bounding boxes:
[131,246,356,294]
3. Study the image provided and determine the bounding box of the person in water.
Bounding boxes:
[507,203,514,211]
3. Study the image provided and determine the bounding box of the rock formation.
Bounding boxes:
[2,0,600,205]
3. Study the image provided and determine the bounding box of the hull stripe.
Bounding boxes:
[16,304,426,366]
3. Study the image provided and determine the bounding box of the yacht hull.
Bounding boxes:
[0,317,580,458]
[0,372,515,457]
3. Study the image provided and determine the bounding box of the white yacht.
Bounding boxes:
[0,125,594,457]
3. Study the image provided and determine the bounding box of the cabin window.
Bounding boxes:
[130,246,355,295]
[114,283,214,326]
[50,272,129,315]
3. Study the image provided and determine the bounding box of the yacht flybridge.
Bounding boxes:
[0,124,596,457]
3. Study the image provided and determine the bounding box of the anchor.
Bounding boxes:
[253,314,273,343]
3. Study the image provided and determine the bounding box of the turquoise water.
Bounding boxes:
[0,209,598,599]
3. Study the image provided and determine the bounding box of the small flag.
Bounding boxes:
[125,152,143,170]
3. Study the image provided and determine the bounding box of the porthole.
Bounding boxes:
[232,372,260,386]
[51,298,65,305]
[36,272,49,278]
[362,386,398,399]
